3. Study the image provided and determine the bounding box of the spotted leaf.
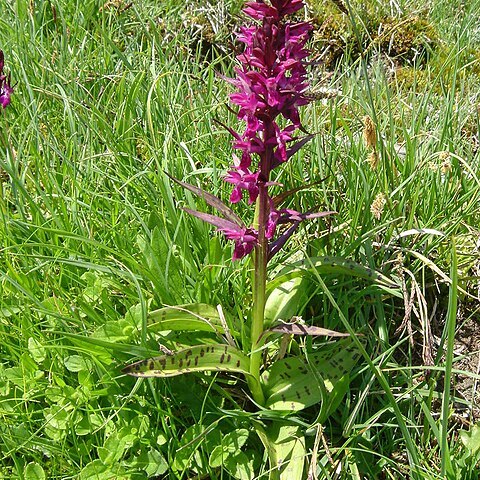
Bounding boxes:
[122,344,251,378]
[263,338,362,411]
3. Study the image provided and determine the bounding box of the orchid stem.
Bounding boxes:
[248,184,268,405]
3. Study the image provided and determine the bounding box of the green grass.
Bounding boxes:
[1,0,480,478]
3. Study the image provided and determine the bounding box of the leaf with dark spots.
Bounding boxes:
[123,344,251,378]
[262,337,362,412]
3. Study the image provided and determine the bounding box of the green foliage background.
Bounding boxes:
[1,0,479,478]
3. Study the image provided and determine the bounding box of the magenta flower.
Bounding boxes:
[0,50,13,109]
[224,155,260,204]
[220,226,259,260]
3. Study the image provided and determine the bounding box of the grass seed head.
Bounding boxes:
[363,115,376,149]
[371,192,387,220]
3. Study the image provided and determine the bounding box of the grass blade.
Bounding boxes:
[440,237,458,477]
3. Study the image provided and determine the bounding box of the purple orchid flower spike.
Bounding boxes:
[0,50,13,109]
[170,0,329,262]
[224,155,259,204]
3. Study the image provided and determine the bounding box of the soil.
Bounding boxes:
[452,312,480,421]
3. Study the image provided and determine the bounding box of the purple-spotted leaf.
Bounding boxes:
[166,172,244,226]
[262,338,362,411]
[267,323,350,337]
[183,208,244,232]
[122,344,251,378]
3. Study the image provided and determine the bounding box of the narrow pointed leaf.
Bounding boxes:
[123,344,251,378]
[304,211,336,220]
[285,134,315,158]
[212,117,242,141]
[268,221,301,260]
[148,303,225,334]
[262,338,362,411]
[277,210,335,224]
[272,134,315,169]
[166,172,243,225]
[183,208,243,232]
[272,179,327,208]
[269,213,335,260]
[267,323,350,337]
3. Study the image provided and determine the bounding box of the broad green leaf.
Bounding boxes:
[123,344,251,378]
[130,448,168,477]
[264,276,311,325]
[224,451,256,480]
[148,303,224,334]
[460,422,480,456]
[209,428,250,467]
[156,432,168,446]
[24,463,45,480]
[263,338,361,411]
[268,256,400,294]
[75,413,104,436]
[64,355,91,373]
[28,337,46,364]
[79,460,127,480]
[98,433,127,465]
[263,423,306,480]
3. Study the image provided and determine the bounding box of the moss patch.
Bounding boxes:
[308,1,439,68]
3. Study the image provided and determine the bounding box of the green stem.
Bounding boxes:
[248,184,267,405]
[248,118,275,406]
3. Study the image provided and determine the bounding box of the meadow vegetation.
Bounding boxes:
[0,0,479,478]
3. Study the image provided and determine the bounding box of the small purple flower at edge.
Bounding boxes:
[0,50,14,109]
